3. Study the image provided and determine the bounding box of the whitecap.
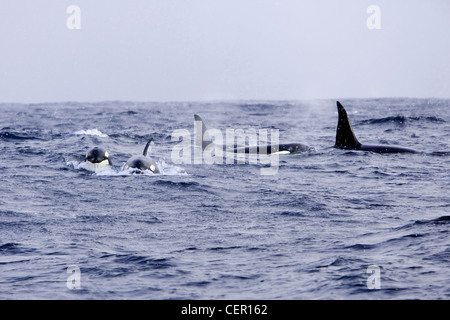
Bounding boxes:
[66,160,114,174]
[157,160,188,176]
[73,129,108,138]
[66,159,187,176]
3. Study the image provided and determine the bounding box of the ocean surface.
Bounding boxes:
[0,98,449,300]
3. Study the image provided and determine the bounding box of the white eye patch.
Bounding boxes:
[150,165,156,172]
[105,152,109,158]
[271,150,291,155]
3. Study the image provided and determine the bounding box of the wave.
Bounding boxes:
[344,243,377,250]
[0,242,37,255]
[342,233,426,256]
[392,215,450,231]
[73,129,109,138]
[151,179,215,195]
[429,151,450,157]
[111,254,174,270]
[239,103,277,109]
[66,159,187,176]
[413,215,450,226]
[0,131,41,140]
[153,180,200,188]
[343,216,450,254]
[359,116,445,125]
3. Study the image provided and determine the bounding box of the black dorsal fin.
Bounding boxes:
[143,137,154,156]
[194,114,213,150]
[335,101,361,149]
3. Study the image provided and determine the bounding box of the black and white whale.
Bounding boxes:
[194,114,310,154]
[85,147,112,169]
[335,101,418,154]
[123,137,160,174]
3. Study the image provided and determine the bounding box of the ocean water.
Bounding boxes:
[0,98,449,300]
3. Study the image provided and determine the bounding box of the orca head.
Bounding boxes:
[335,101,361,150]
[123,137,160,174]
[85,147,112,166]
[124,156,159,174]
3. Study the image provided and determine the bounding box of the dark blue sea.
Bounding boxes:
[0,98,449,299]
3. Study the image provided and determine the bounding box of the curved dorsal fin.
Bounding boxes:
[335,101,361,149]
[194,114,213,150]
[143,137,154,156]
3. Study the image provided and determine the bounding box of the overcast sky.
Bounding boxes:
[0,0,449,103]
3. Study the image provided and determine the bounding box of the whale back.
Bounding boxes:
[334,101,418,153]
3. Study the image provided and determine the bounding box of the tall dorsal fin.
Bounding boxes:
[143,137,154,156]
[194,114,213,150]
[335,101,361,149]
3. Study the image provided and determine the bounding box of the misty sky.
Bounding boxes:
[1,0,449,103]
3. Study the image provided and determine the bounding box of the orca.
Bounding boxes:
[85,147,112,169]
[194,114,310,154]
[335,101,418,154]
[123,137,160,174]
